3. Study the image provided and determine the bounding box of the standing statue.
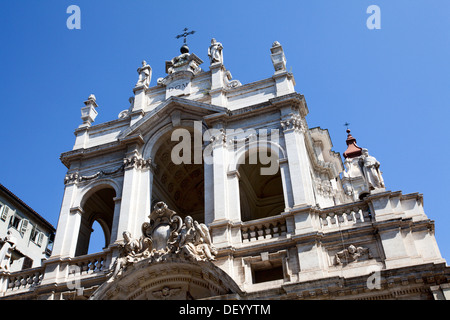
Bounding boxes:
[0,232,17,271]
[178,216,217,261]
[136,60,151,87]
[361,149,384,190]
[208,38,223,64]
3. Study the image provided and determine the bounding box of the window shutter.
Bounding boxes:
[1,206,9,221]
[20,219,29,235]
[37,232,44,246]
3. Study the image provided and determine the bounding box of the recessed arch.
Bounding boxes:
[148,124,205,223]
[229,140,287,173]
[76,178,122,209]
[75,185,117,256]
[237,144,286,222]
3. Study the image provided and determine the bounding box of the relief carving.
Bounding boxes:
[108,202,217,282]
[334,244,372,265]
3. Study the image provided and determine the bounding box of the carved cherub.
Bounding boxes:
[334,244,372,265]
[178,216,217,261]
[108,231,150,281]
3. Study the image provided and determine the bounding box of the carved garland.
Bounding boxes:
[64,155,152,185]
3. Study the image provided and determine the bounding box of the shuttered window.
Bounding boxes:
[0,205,9,221]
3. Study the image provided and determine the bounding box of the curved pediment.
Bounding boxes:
[89,255,243,300]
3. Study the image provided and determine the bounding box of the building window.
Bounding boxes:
[9,215,29,235]
[243,250,290,285]
[30,227,44,246]
[0,204,9,221]
[253,264,284,284]
[9,215,22,229]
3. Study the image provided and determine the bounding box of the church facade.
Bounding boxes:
[0,38,449,300]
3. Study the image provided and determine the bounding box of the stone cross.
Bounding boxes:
[176,27,196,44]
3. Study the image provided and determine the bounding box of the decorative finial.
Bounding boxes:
[176,27,196,53]
[343,127,362,159]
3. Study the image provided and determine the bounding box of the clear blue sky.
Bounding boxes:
[1,1,449,259]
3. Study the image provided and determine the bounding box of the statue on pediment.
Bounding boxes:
[108,231,151,281]
[136,60,152,87]
[107,202,216,281]
[178,216,217,261]
[208,38,223,64]
[361,149,384,190]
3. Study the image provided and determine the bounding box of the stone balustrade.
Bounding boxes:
[3,267,44,293]
[319,205,371,230]
[0,251,110,298]
[68,251,107,276]
[241,215,287,243]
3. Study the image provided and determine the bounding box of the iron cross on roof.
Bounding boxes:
[176,28,196,44]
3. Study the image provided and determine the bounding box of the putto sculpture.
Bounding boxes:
[108,202,217,281]
[334,244,372,265]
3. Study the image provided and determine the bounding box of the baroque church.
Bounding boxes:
[0,36,449,301]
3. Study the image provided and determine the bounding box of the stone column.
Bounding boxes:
[281,114,315,208]
[210,130,228,222]
[51,182,81,258]
[114,153,152,242]
[226,170,241,222]
[109,196,122,244]
[279,158,294,209]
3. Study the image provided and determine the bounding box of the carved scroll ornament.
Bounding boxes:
[108,202,217,281]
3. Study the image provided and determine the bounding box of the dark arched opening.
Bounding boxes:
[238,151,285,222]
[75,187,115,256]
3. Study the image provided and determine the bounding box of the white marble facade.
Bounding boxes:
[1,39,448,300]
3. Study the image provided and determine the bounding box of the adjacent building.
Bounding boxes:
[0,183,55,272]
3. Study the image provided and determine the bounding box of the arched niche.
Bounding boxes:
[75,186,116,256]
[238,147,285,222]
[149,126,205,223]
